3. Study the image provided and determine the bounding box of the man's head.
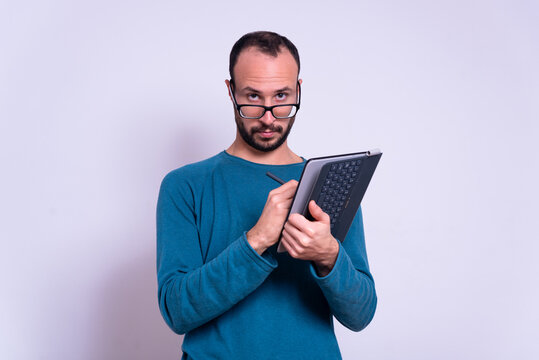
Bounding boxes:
[226,31,301,153]
[229,31,300,83]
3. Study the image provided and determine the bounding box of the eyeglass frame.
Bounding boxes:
[228,80,301,119]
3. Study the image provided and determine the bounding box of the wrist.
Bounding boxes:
[246,229,269,255]
[314,238,339,276]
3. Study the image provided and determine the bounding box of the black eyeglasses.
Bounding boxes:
[229,81,301,119]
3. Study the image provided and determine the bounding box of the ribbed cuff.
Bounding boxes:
[309,241,345,281]
[239,232,278,271]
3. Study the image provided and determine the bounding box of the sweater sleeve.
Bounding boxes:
[310,207,377,332]
[156,172,277,335]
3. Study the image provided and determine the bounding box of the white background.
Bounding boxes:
[1,0,538,359]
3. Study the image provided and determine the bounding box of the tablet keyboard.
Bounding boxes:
[316,159,362,228]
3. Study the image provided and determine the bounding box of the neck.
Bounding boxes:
[226,138,302,165]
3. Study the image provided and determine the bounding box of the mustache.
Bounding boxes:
[250,124,283,133]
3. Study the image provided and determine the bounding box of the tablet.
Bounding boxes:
[278,149,382,253]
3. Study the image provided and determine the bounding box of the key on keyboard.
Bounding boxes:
[316,159,362,229]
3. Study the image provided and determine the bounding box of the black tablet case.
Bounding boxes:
[278,149,382,252]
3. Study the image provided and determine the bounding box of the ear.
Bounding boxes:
[298,79,303,85]
[225,79,232,100]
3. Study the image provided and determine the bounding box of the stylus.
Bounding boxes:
[266,171,285,185]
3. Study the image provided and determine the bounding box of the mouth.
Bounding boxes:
[253,125,282,139]
[258,130,275,138]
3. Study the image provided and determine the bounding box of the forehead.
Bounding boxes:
[233,47,298,90]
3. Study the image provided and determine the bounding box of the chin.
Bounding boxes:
[256,142,279,151]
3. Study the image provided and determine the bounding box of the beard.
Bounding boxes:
[235,114,296,153]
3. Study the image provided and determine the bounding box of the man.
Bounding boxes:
[157,31,376,359]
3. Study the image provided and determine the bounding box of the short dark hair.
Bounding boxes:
[229,31,300,82]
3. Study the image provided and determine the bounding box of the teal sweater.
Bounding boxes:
[156,151,376,359]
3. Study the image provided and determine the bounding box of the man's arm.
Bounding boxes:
[156,173,297,334]
[280,201,377,331]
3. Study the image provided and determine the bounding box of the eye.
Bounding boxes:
[276,92,287,101]
[248,93,259,101]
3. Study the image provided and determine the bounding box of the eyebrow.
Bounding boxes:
[239,86,294,94]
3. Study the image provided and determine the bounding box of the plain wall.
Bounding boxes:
[1,0,538,359]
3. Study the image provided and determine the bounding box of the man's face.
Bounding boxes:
[229,47,300,152]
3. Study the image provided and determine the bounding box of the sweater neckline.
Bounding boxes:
[221,150,306,169]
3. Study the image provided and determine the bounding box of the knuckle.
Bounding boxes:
[268,195,279,206]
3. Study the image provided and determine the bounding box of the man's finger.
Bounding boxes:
[287,213,312,230]
[280,231,299,257]
[308,200,330,223]
[283,220,305,240]
[273,180,298,195]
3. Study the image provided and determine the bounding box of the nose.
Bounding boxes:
[258,107,276,126]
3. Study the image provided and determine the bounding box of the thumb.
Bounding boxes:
[309,200,330,223]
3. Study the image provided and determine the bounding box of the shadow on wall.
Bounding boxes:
[87,121,218,359]
[89,248,182,359]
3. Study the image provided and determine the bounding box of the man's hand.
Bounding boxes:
[281,200,340,277]
[247,180,298,255]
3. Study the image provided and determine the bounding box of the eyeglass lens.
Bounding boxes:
[240,105,297,119]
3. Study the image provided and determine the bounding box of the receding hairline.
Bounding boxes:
[231,46,299,81]
[229,31,301,82]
